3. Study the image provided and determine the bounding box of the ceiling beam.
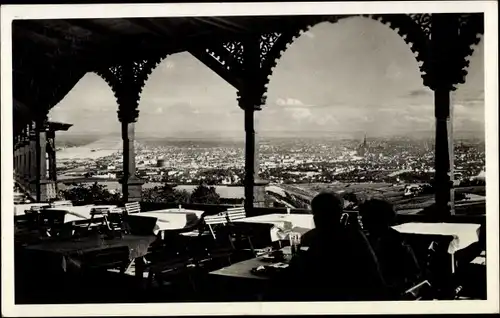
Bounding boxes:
[124,18,170,37]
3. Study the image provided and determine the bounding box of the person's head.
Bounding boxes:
[311,191,344,230]
[359,198,396,233]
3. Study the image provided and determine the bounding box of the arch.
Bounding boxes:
[259,14,431,103]
[94,53,168,123]
[137,52,241,136]
[48,72,119,135]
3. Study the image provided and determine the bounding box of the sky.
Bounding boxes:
[49,17,485,139]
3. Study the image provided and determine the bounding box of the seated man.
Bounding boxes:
[267,192,391,301]
[359,199,423,295]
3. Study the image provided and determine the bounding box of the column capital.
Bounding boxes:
[237,93,266,111]
[423,13,484,92]
[97,56,165,124]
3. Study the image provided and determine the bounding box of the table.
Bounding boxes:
[45,205,117,223]
[392,222,481,254]
[14,203,50,216]
[210,246,293,280]
[23,234,157,277]
[393,222,482,274]
[235,214,315,241]
[147,208,204,218]
[133,209,203,234]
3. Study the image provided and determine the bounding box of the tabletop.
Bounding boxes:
[392,222,481,254]
[132,210,202,234]
[14,203,50,216]
[210,247,293,280]
[236,214,315,241]
[45,205,117,223]
[24,234,157,260]
[236,214,315,229]
[147,208,204,217]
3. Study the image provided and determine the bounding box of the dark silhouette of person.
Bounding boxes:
[359,199,423,295]
[267,192,390,301]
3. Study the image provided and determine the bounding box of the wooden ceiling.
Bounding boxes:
[11,15,322,132]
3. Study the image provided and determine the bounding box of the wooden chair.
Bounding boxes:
[225,207,246,222]
[144,214,211,290]
[224,207,256,256]
[86,206,112,231]
[402,280,433,300]
[124,202,141,214]
[23,208,40,230]
[204,212,228,239]
[108,207,128,234]
[38,209,67,237]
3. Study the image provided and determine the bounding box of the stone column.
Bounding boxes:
[29,124,37,195]
[46,130,57,182]
[253,113,269,207]
[243,106,256,213]
[434,90,452,214]
[34,119,48,201]
[431,14,459,216]
[97,59,160,203]
[239,35,270,214]
[14,140,18,177]
[119,119,143,203]
[22,126,30,187]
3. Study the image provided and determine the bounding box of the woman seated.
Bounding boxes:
[359,199,423,295]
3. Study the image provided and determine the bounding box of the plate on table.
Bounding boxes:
[251,263,289,276]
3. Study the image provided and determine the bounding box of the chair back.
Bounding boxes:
[51,200,73,208]
[204,213,228,225]
[108,207,126,227]
[225,207,246,222]
[125,202,141,214]
[340,213,350,227]
[203,212,227,239]
[109,207,125,215]
[91,206,113,215]
[402,280,433,300]
[39,209,66,236]
[30,205,47,212]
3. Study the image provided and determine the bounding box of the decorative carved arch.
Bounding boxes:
[453,14,484,88]
[95,54,167,123]
[258,14,431,106]
[257,13,484,103]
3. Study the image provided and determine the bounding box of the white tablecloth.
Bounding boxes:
[145,208,204,218]
[392,222,481,254]
[236,213,315,241]
[14,203,50,216]
[45,205,116,223]
[134,210,202,234]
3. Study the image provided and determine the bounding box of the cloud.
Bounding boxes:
[285,107,312,120]
[406,89,433,98]
[276,98,306,107]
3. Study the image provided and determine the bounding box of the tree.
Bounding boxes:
[190,183,221,204]
[59,182,121,204]
[142,183,191,204]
